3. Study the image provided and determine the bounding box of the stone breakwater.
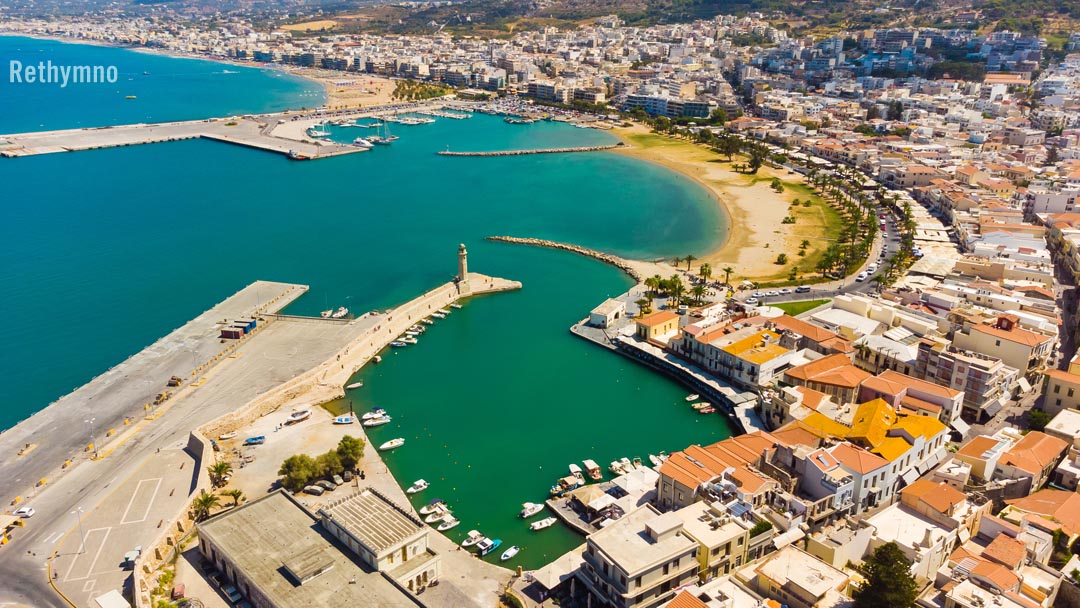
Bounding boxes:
[437,143,623,157]
[487,235,646,281]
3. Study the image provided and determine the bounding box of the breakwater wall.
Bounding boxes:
[437,144,623,157]
[487,235,644,281]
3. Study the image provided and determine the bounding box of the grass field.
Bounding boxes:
[772,299,831,317]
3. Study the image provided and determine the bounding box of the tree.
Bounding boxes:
[668,275,684,306]
[315,450,343,478]
[770,177,784,192]
[635,298,652,315]
[853,542,918,608]
[223,488,245,507]
[644,275,660,297]
[192,490,220,522]
[684,254,697,270]
[776,253,788,265]
[691,284,706,305]
[709,108,726,125]
[1046,145,1060,166]
[722,266,734,286]
[279,454,318,492]
[337,435,365,470]
[698,263,712,282]
[208,461,232,488]
[1028,409,1052,432]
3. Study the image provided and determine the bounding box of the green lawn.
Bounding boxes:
[772,299,831,317]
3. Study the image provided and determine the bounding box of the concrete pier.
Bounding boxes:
[438,144,623,157]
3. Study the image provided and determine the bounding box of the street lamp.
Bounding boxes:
[71,507,86,554]
[85,417,97,458]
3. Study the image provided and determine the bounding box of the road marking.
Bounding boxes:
[42,531,64,544]
[120,477,162,525]
[63,527,111,582]
[82,580,95,592]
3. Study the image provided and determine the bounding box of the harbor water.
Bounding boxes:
[0,36,732,569]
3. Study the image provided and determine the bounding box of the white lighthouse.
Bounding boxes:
[457,243,469,286]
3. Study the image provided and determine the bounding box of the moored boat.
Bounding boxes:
[437,308,451,315]
[390,341,408,348]
[400,336,418,345]
[477,538,502,557]
[609,460,627,475]
[685,394,700,402]
[419,499,445,515]
[582,459,602,481]
[346,381,364,390]
[361,409,386,420]
[407,479,429,494]
[450,303,463,309]
[632,457,643,470]
[698,407,717,414]
[691,402,711,410]
[437,517,460,531]
[550,475,581,497]
[378,438,405,451]
[520,502,545,518]
[530,517,558,531]
[363,415,392,427]
[421,318,435,325]
[500,546,521,561]
[569,464,586,485]
[461,530,485,547]
[331,306,349,319]
[285,409,311,424]
[333,415,356,425]
[424,507,451,524]
[431,312,447,319]
[321,309,333,318]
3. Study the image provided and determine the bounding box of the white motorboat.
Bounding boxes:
[401,336,418,345]
[374,355,383,363]
[431,312,446,319]
[476,538,502,557]
[419,500,445,515]
[569,464,586,485]
[437,308,451,315]
[520,502,545,518]
[352,137,373,148]
[619,457,633,472]
[609,460,627,475]
[218,431,238,440]
[450,303,463,309]
[363,415,392,427]
[285,409,311,424]
[685,394,700,402]
[421,318,435,325]
[437,517,460,531]
[530,517,558,531]
[333,415,355,425]
[582,459,602,480]
[424,507,450,524]
[461,530,485,547]
[345,381,364,390]
[378,438,405,451]
[407,479,429,494]
[361,409,387,420]
[331,306,349,319]
[500,546,521,561]
[321,309,333,318]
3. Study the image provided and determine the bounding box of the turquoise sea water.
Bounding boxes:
[0,36,733,568]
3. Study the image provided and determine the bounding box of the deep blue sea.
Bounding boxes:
[0,36,731,567]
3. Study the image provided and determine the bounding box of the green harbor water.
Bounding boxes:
[0,35,736,570]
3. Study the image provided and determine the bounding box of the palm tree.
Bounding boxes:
[684,254,697,271]
[691,284,706,306]
[644,275,659,298]
[650,274,664,298]
[672,256,685,268]
[635,298,652,315]
[192,490,220,522]
[668,274,684,307]
[208,461,232,488]
[699,263,712,282]
[722,266,734,286]
[223,489,245,507]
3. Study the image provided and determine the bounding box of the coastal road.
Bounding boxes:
[0,302,382,607]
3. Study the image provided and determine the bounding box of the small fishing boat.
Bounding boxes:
[477,538,502,557]
[419,499,445,516]
[500,546,521,561]
[331,307,349,319]
[361,409,386,420]
[421,318,435,325]
[550,476,581,497]
[363,415,392,427]
[569,464,586,485]
[431,312,447,319]
[649,452,669,467]
[437,308,451,315]
[401,336,418,345]
[218,431,238,440]
[333,415,356,425]
[520,502,545,518]
[405,330,421,337]
[345,381,364,390]
[437,517,460,531]
[610,460,627,475]
[378,438,405,451]
[462,530,485,547]
[285,409,311,424]
[390,341,408,348]
[698,407,717,414]
[374,355,383,363]
[530,517,558,531]
[407,479,429,494]
[632,457,643,470]
[450,303,463,309]
[616,457,633,473]
[321,309,333,318]
[582,459,602,481]
[691,402,711,410]
[685,394,700,402]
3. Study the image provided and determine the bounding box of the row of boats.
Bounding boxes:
[685,392,717,414]
[549,455,669,497]
[321,306,349,319]
[390,305,459,348]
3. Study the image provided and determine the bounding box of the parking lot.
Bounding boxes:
[51,449,195,607]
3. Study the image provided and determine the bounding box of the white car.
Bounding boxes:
[745,297,760,305]
[765,290,780,297]
[867,264,877,272]
[855,272,869,282]
[14,507,34,518]
[778,288,792,295]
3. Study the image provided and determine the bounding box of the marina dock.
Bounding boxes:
[438,144,624,157]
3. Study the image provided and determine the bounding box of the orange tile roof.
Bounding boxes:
[1000,431,1067,477]
[637,310,680,327]
[830,442,889,475]
[667,591,710,608]
[902,478,966,515]
[874,370,961,398]
[785,353,871,389]
[849,399,898,447]
[658,432,780,494]
[770,315,840,344]
[956,435,1002,459]
[1046,368,1080,385]
[1006,489,1080,537]
[899,395,943,415]
[982,535,1026,569]
[971,561,1020,591]
[971,322,1051,348]
[770,423,824,448]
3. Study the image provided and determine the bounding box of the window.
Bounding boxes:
[1055,384,1061,394]
[1070,388,1075,398]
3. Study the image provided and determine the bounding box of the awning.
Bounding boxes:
[901,468,920,487]
[983,398,1006,418]
[1018,377,1032,394]
[587,494,617,512]
[950,417,971,438]
[530,545,586,591]
[772,527,806,550]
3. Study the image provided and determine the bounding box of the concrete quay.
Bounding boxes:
[437,144,623,157]
[0,117,365,160]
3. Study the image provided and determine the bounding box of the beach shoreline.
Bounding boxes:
[610,124,828,282]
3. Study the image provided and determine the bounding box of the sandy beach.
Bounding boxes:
[286,68,398,109]
[612,124,837,283]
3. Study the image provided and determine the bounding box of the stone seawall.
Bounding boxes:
[438,144,622,157]
[487,236,645,281]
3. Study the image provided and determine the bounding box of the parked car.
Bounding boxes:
[795,286,811,293]
[13,507,34,518]
[303,485,325,496]
[855,272,869,282]
[332,475,344,486]
[315,480,337,491]
[745,297,760,305]
[778,288,792,295]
